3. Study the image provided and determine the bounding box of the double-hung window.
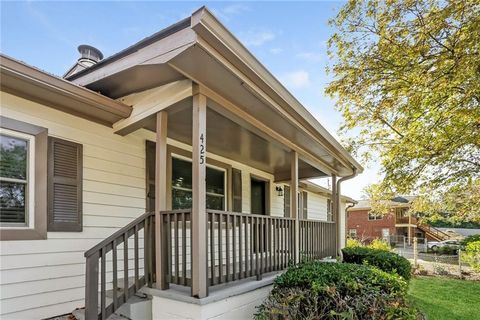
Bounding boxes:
[0,129,35,228]
[172,157,226,210]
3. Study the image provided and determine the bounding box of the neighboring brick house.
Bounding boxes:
[347,196,431,242]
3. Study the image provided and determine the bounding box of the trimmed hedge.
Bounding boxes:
[342,246,412,280]
[256,261,416,319]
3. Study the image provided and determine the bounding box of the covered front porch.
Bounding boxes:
[75,8,362,319]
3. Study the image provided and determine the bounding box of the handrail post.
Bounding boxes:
[191,92,208,298]
[155,111,169,289]
[85,252,99,320]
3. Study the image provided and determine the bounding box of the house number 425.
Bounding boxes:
[199,133,205,164]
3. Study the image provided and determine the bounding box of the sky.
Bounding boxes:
[0,1,382,199]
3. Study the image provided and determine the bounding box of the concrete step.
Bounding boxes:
[71,292,152,320]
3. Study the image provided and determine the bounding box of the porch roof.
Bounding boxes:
[66,6,363,178]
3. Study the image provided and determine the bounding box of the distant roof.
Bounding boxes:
[348,196,416,211]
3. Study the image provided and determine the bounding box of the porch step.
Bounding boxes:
[71,291,152,320]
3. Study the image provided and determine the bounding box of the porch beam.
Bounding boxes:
[155,111,168,289]
[191,93,208,298]
[274,167,326,183]
[113,80,192,136]
[290,151,300,264]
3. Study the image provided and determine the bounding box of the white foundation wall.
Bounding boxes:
[151,285,272,320]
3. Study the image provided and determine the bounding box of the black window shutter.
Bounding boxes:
[48,137,83,232]
[302,191,308,219]
[232,168,242,212]
[284,186,290,217]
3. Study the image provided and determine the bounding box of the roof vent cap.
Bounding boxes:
[78,44,103,63]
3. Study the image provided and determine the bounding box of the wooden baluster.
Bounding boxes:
[226,213,230,282]
[250,216,254,277]
[143,218,150,287]
[174,213,179,284]
[218,212,223,283]
[182,211,187,286]
[210,212,215,285]
[100,248,106,320]
[123,233,129,302]
[239,215,243,279]
[112,239,118,310]
[134,225,139,291]
[232,214,237,281]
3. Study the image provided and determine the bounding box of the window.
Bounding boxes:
[0,117,47,241]
[0,129,35,227]
[172,157,225,210]
[368,211,382,220]
[348,229,357,238]
[300,191,307,219]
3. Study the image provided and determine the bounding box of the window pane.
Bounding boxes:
[207,195,224,210]
[172,189,192,210]
[172,158,192,190]
[0,135,27,180]
[0,181,26,223]
[206,167,224,195]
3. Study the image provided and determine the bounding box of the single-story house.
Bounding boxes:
[0,7,362,319]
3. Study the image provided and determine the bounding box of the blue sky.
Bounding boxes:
[0,1,381,199]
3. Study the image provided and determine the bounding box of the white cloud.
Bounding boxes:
[240,30,275,47]
[280,70,311,88]
[270,47,283,54]
[296,51,323,62]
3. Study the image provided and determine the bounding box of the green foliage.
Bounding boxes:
[256,261,416,320]
[368,238,392,251]
[436,245,458,255]
[460,234,480,247]
[342,246,412,280]
[461,240,480,271]
[327,0,480,220]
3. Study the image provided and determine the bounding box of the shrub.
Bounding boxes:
[346,238,362,248]
[342,246,412,280]
[437,245,458,255]
[460,234,480,247]
[256,261,416,320]
[462,240,480,272]
[368,238,392,251]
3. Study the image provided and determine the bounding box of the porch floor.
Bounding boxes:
[141,270,281,305]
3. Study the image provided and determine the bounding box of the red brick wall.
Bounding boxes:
[347,210,396,241]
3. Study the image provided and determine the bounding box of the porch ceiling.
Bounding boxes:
[142,98,325,179]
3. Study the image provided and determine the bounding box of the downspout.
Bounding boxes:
[336,168,358,258]
[345,203,356,245]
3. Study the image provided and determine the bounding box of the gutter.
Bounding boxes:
[335,168,358,257]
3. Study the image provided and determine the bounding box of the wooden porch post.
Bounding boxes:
[191,93,208,298]
[155,111,168,289]
[408,212,412,245]
[290,151,300,264]
[331,175,337,256]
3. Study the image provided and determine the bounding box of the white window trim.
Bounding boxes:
[0,128,35,229]
[171,154,227,210]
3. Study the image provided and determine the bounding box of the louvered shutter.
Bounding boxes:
[48,137,82,231]
[284,186,290,217]
[232,168,242,212]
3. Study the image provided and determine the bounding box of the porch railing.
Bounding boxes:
[299,219,336,259]
[160,210,336,291]
[84,212,156,320]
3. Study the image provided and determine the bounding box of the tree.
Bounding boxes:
[326,0,480,219]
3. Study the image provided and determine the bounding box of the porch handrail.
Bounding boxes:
[84,211,156,320]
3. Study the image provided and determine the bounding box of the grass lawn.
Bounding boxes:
[408,276,480,320]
